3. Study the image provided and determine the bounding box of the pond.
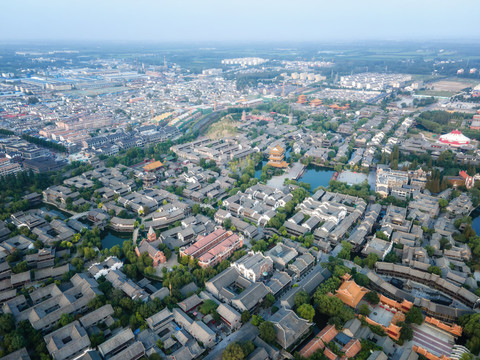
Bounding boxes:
[254,147,292,179]
[255,162,335,191]
[471,207,480,235]
[101,229,132,250]
[254,160,268,179]
[298,165,335,191]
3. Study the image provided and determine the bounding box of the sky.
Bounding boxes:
[1,0,479,43]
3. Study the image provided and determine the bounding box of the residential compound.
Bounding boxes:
[3,274,101,332]
[223,184,292,226]
[171,138,254,164]
[340,72,412,90]
[376,165,429,198]
[293,190,366,246]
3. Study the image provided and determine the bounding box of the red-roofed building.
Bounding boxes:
[299,324,338,358]
[471,115,480,130]
[459,171,474,189]
[412,345,451,360]
[180,228,243,268]
[135,239,166,267]
[340,339,362,359]
[324,348,338,360]
[425,317,462,337]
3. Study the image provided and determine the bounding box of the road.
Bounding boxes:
[203,323,259,360]
[191,111,224,134]
[132,228,139,244]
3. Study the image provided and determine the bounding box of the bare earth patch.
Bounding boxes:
[428,79,477,93]
[207,115,239,139]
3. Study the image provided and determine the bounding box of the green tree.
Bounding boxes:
[364,291,380,305]
[460,313,480,353]
[149,354,163,360]
[11,260,29,274]
[192,204,201,215]
[353,273,370,287]
[440,237,452,250]
[363,253,378,269]
[6,332,26,352]
[0,314,15,335]
[439,199,448,208]
[222,342,245,360]
[375,231,389,241]
[241,311,251,324]
[384,251,400,263]
[359,304,371,316]
[428,265,442,276]
[399,323,414,342]
[251,315,263,326]
[337,241,352,260]
[294,291,310,308]
[240,341,255,357]
[263,293,275,308]
[405,307,424,325]
[297,304,315,322]
[425,245,435,257]
[459,354,474,360]
[259,321,277,343]
[200,300,218,315]
[59,313,75,327]
[89,332,105,347]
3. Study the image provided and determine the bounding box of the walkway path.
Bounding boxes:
[132,228,139,244]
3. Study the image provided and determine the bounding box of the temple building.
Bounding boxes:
[335,273,368,308]
[267,145,288,169]
[297,94,307,104]
[143,160,163,172]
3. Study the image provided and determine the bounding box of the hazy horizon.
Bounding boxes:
[1,0,479,43]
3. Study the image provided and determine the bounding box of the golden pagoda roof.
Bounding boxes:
[267,160,288,168]
[335,277,368,308]
[143,160,163,171]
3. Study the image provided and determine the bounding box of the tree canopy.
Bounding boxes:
[259,321,277,343]
[294,291,310,308]
[405,306,424,325]
[297,304,315,322]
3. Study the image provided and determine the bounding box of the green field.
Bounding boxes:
[415,90,456,98]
